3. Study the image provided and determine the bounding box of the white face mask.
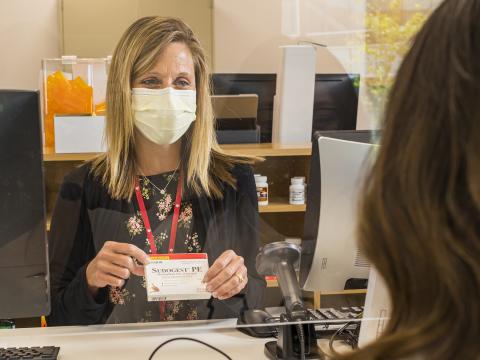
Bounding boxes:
[132,87,197,145]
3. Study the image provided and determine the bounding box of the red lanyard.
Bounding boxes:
[134,174,183,254]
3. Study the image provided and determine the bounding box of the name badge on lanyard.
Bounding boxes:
[134,174,210,302]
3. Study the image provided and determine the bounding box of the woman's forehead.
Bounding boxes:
[147,42,194,77]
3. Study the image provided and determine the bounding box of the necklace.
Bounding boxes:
[141,162,180,195]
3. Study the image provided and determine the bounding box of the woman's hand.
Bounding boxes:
[86,241,150,297]
[203,250,248,300]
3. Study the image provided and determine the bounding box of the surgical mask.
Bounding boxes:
[132,87,197,145]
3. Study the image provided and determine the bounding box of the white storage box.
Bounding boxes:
[54,115,106,153]
[42,56,109,149]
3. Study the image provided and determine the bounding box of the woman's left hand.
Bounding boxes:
[203,250,248,300]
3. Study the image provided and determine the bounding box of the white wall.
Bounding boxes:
[213,0,371,129]
[62,0,213,66]
[0,0,61,90]
[213,0,366,75]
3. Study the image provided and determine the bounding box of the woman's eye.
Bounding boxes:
[175,79,190,87]
[141,78,160,86]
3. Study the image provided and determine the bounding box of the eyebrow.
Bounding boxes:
[176,72,192,78]
[141,71,193,78]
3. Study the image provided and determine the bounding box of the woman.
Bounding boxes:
[339,0,480,359]
[48,17,265,325]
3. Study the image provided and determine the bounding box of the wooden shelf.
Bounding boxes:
[318,289,367,296]
[266,278,367,296]
[43,147,98,162]
[220,143,311,157]
[258,199,306,213]
[43,143,311,162]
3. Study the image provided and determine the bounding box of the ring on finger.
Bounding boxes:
[234,272,244,284]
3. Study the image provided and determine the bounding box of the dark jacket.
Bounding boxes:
[47,162,265,326]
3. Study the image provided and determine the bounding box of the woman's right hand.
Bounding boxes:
[86,241,150,297]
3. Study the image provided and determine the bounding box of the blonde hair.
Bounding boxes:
[92,17,253,200]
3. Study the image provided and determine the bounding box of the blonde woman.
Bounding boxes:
[48,17,265,325]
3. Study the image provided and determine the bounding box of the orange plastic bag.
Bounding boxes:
[44,70,93,147]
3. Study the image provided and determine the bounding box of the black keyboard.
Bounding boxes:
[0,346,59,360]
[308,306,363,336]
[265,306,364,334]
[308,306,364,322]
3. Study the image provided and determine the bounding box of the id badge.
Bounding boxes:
[144,253,211,301]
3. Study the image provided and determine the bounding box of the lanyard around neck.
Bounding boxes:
[134,174,183,254]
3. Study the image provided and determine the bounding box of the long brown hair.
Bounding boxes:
[91,17,252,200]
[340,0,480,359]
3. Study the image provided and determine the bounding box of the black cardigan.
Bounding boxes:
[47,163,266,326]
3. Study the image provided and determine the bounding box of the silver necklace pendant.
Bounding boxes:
[141,161,180,197]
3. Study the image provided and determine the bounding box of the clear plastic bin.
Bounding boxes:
[41,56,110,149]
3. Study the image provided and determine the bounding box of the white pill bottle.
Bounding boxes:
[289,177,305,205]
[255,176,269,206]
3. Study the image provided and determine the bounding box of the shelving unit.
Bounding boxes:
[43,143,311,162]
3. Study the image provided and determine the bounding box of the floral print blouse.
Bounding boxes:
[107,170,204,323]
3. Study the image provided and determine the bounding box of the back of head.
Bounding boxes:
[342,1,480,359]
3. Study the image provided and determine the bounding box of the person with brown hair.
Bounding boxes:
[47,17,265,325]
[338,0,480,359]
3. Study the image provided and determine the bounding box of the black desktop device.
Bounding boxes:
[211,73,359,143]
[211,74,276,143]
[0,90,50,319]
[0,90,58,359]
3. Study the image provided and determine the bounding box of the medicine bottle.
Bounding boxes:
[255,176,269,206]
[289,177,305,205]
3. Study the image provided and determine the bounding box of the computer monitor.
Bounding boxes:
[211,74,276,142]
[0,90,50,318]
[211,74,359,143]
[299,130,379,292]
[311,74,359,136]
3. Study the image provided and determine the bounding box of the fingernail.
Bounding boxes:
[207,286,212,292]
[212,292,218,298]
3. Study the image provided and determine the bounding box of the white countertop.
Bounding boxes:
[0,319,272,360]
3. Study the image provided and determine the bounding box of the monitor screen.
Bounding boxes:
[0,90,50,318]
[311,74,359,136]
